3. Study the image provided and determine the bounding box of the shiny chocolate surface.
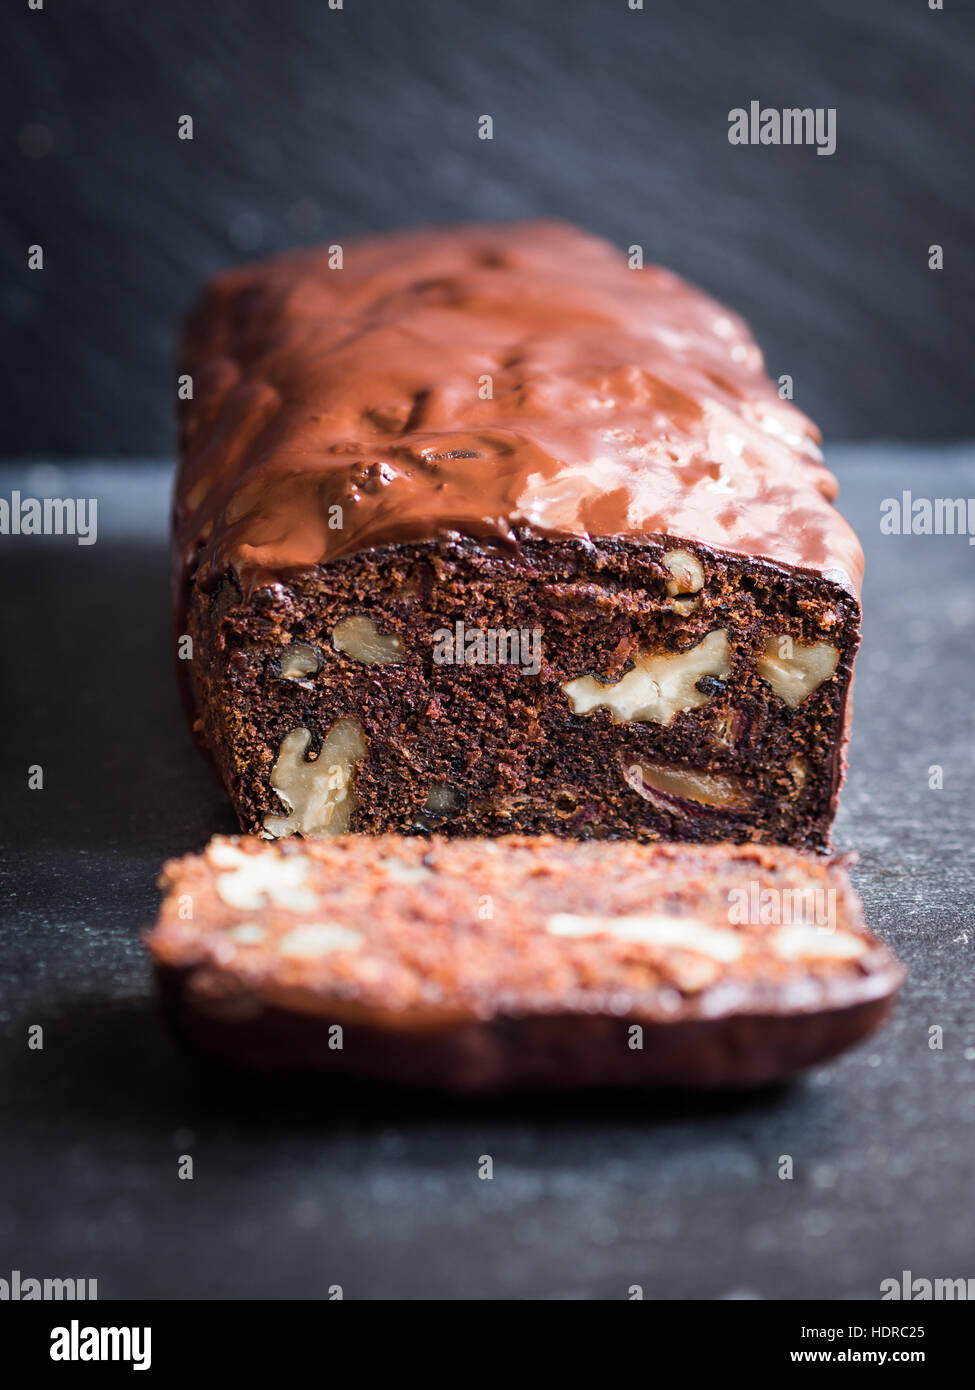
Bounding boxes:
[175,221,863,598]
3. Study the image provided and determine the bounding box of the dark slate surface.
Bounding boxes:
[1,446,974,1300]
[3,0,975,452]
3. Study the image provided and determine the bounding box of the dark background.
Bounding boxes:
[2,0,974,456]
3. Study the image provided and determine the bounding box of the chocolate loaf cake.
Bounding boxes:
[146,835,903,1093]
[173,221,863,848]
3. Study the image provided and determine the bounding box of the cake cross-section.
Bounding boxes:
[145,836,903,1092]
[173,221,863,848]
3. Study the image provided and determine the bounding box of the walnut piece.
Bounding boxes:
[423,784,461,815]
[544,913,867,989]
[712,711,736,748]
[662,548,704,596]
[278,642,320,680]
[278,924,364,958]
[263,717,367,838]
[773,923,867,961]
[332,615,405,665]
[662,548,704,612]
[381,857,434,884]
[623,760,751,810]
[207,841,319,912]
[225,923,267,945]
[786,756,807,798]
[562,628,730,725]
[546,913,744,961]
[757,635,839,708]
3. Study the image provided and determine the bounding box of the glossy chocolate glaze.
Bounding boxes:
[174,220,863,600]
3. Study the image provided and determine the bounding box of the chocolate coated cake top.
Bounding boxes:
[174,221,863,598]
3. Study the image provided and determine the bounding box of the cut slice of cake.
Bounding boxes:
[146,835,903,1093]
